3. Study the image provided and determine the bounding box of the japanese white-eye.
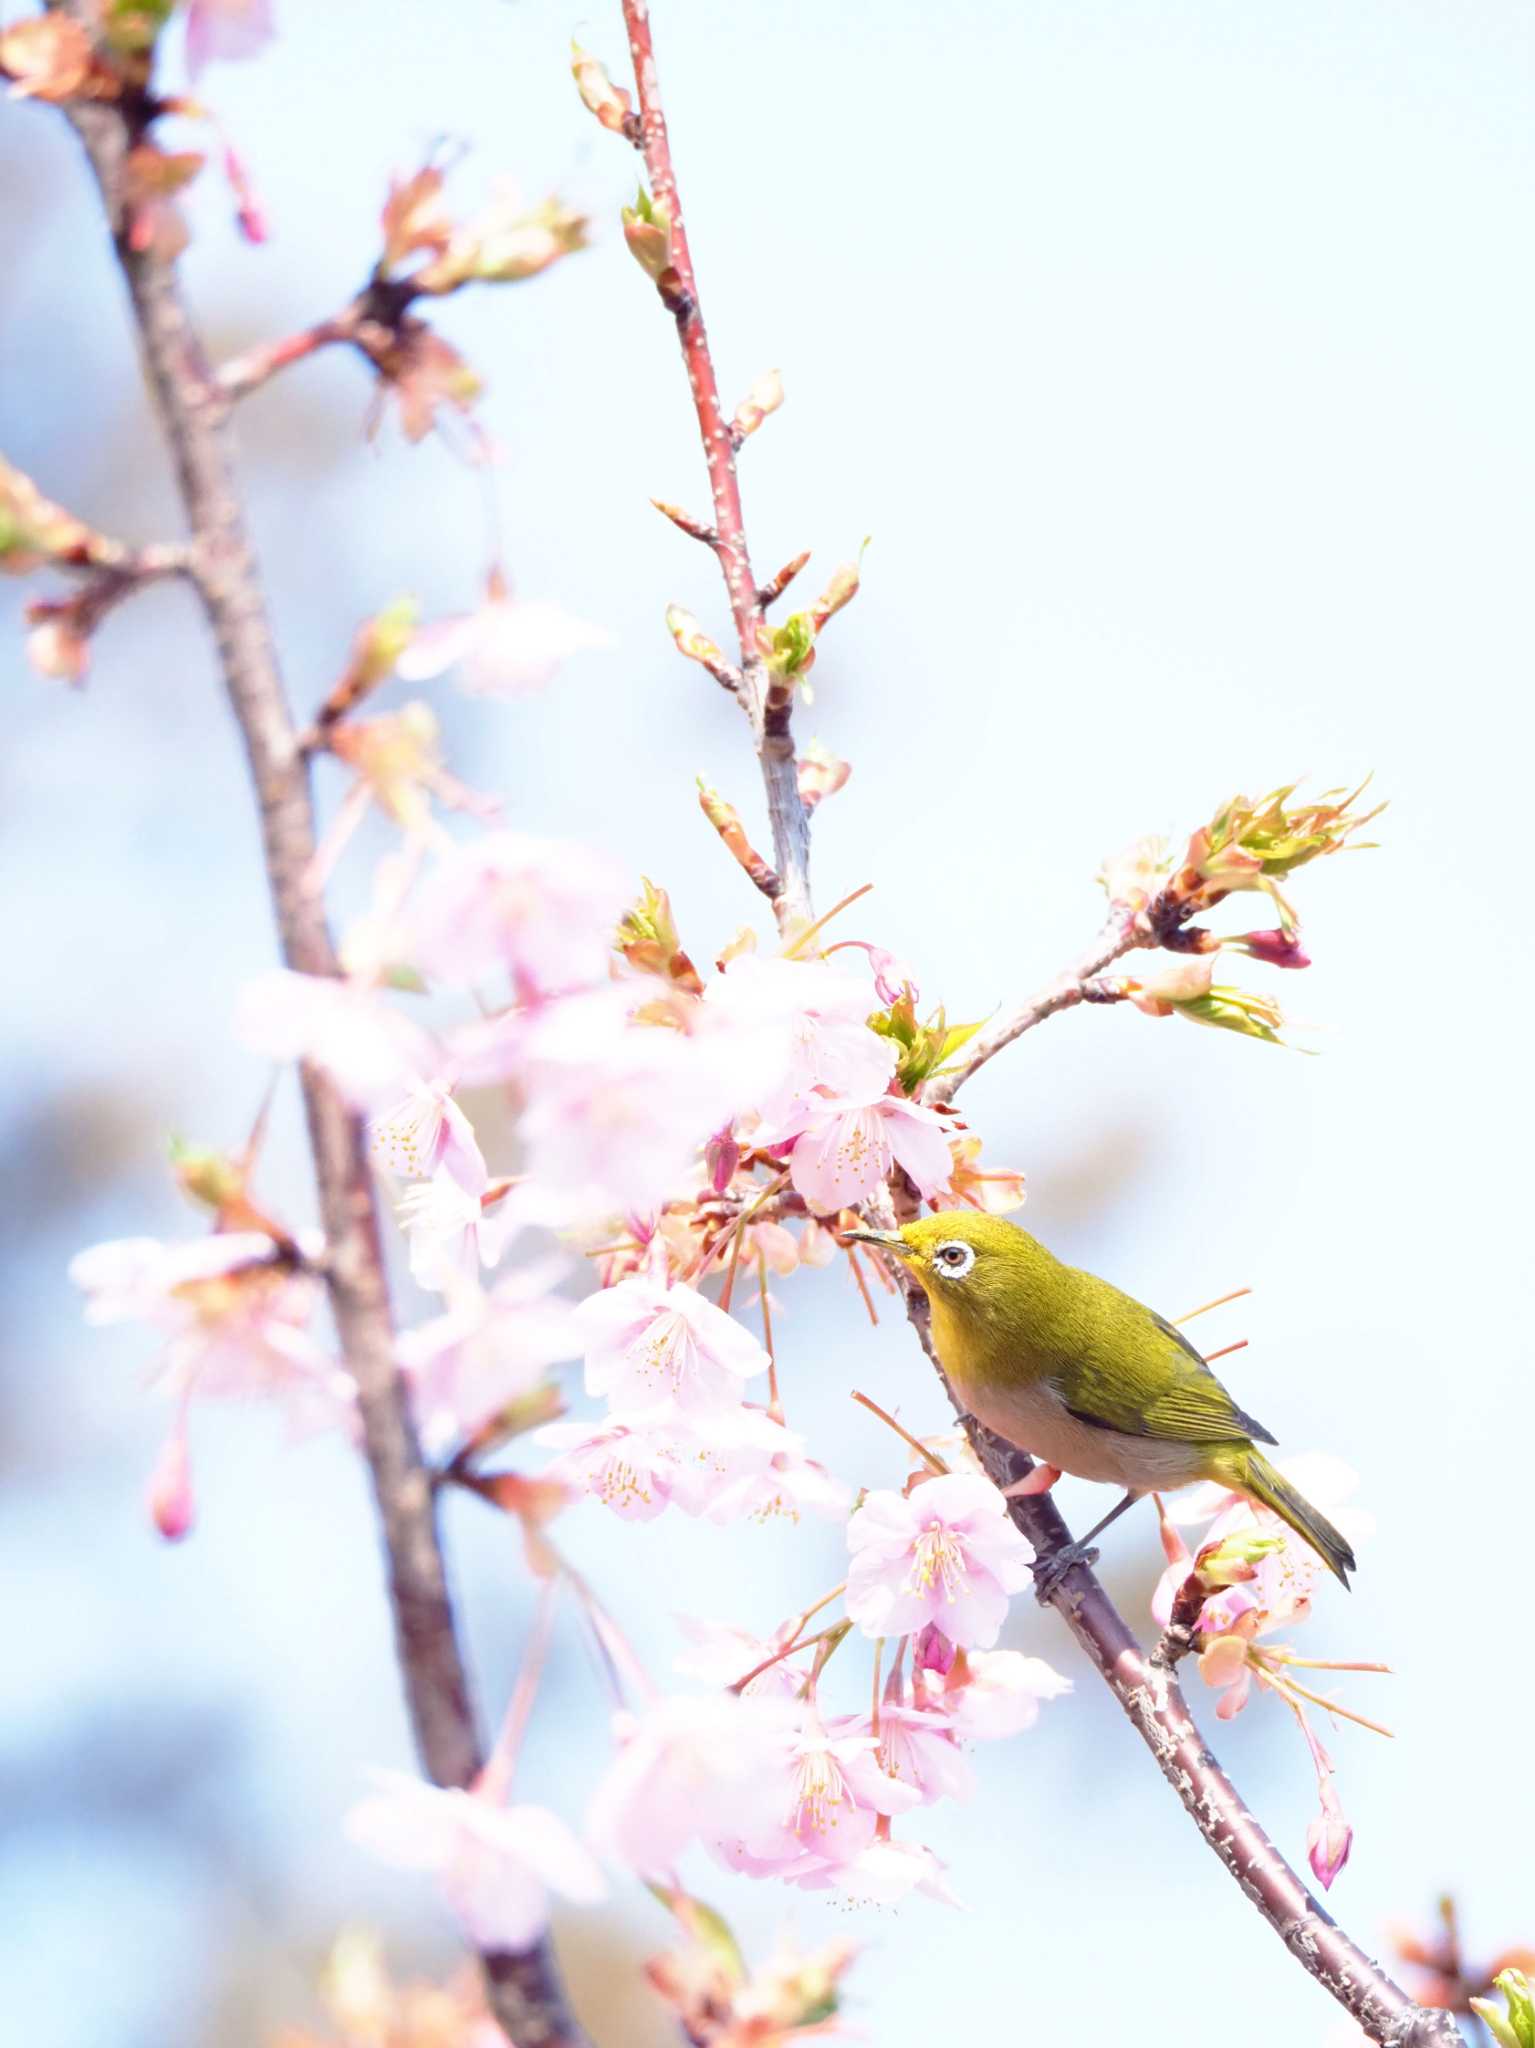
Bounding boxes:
[847,1211,1354,1587]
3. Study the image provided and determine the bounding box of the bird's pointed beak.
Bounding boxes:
[839,1228,913,1259]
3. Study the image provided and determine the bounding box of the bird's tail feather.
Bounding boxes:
[1236,1450,1356,1589]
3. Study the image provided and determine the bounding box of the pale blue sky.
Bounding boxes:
[2,3,1532,2043]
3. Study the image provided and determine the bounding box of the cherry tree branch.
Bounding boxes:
[926,910,1145,1105]
[894,1287,1456,2047]
[56,89,588,2048]
[619,0,813,928]
[621,10,1457,2021]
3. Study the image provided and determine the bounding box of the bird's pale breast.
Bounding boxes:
[954,1368,1209,1490]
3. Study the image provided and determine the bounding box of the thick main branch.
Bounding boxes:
[60,94,586,2048]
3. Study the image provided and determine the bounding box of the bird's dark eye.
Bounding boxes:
[933,1241,976,1278]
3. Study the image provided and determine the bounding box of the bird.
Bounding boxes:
[843,1210,1355,1594]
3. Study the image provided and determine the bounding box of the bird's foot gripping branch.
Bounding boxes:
[7,4,1485,2046]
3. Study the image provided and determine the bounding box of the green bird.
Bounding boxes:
[845,1210,1355,1590]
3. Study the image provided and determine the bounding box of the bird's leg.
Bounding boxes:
[1031,1489,1142,1603]
[1002,1463,1062,1499]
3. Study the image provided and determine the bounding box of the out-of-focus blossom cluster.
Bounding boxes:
[1381,1897,1535,2038]
[271,1927,503,2048]
[1153,1455,1383,1892]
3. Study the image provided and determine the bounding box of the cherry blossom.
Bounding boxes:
[396,1166,513,1297]
[508,987,747,1230]
[538,1415,699,1522]
[795,1835,959,1908]
[397,1260,582,1457]
[576,1272,769,1418]
[1154,1454,1372,1635]
[672,1618,809,1698]
[540,1404,834,1527]
[404,830,631,996]
[69,1230,350,1425]
[369,1081,485,1186]
[397,577,613,698]
[845,1473,1034,1650]
[346,1768,605,1950]
[709,1714,919,1883]
[859,1701,975,1806]
[587,1692,803,1874]
[236,968,443,1115]
[701,952,894,1130]
[779,1084,955,1215]
[917,1649,1072,1742]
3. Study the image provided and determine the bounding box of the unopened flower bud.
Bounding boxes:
[914,1621,957,1674]
[621,186,674,284]
[796,739,850,812]
[170,1140,245,1214]
[1306,1798,1353,1892]
[147,1420,195,1543]
[570,40,635,134]
[732,368,783,442]
[1232,926,1312,970]
[705,1126,740,1195]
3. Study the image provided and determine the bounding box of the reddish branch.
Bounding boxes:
[619,0,813,929]
[619,2,1458,2030]
[56,89,588,2048]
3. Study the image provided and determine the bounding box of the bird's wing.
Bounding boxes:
[1055,1283,1277,1447]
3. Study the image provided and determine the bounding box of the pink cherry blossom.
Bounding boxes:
[185,0,274,76]
[405,830,631,996]
[69,1231,351,1426]
[346,1768,605,1950]
[701,1425,850,1526]
[781,1087,955,1216]
[588,1692,803,1874]
[1155,1455,1371,1637]
[918,1649,1072,1742]
[396,1167,512,1296]
[858,1703,975,1806]
[508,988,747,1230]
[845,1474,1034,1649]
[538,1416,691,1522]
[236,968,442,1114]
[709,1714,919,1882]
[794,1835,960,1908]
[397,584,613,698]
[370,1082,485,1186]
[701,953,895,1130]
[398,1261,582,1458]
[576,1273,769,1418]
[539,1405,822,1526]
[672,1618,809,1698]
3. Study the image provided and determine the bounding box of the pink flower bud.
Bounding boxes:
[914,1622,957,1675]
[147,1422,195,1543]
[705,1126,740,1195]
[1237,927,1312,970]
[1306,1804,1353,1891]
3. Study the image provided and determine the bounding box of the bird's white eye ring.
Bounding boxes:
[932,1240,976,1279]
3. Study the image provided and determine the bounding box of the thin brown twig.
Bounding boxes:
[55,78,588,2048]
[619,0,812,928]
[925,911,1144,1104]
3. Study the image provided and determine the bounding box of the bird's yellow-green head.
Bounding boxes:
[844,1211,1054,1333]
